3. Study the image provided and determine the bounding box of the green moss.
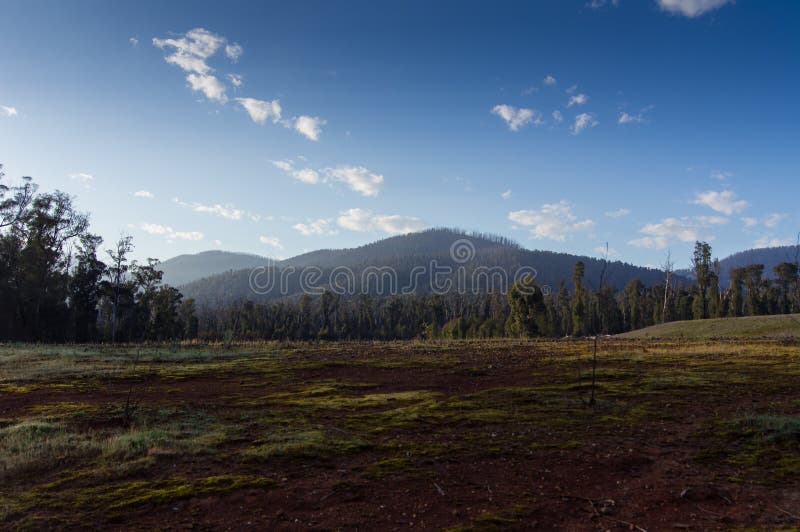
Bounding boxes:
[244,428,370,461]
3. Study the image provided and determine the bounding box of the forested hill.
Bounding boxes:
[676,244,799,286]
[159,250,270,286]
[179,229,678,306]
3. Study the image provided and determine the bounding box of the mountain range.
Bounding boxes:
[164,229,675,306]
[159,230,799,306]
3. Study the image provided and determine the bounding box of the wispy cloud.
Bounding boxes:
[236,97,281,124]
[227,73,243,88]
[543,75,557,86]
[742,213,786,228]
[492,104,541,131]
[293,115,325,141]
[153,28,236,103]
[605,208,631,218]
[69,173,94,189]
[337,208,427,234]
[753,235,795,248]
[501,190,512,200]
[567,93,588,107]
[571,113,598,135]
[710,170,733,181]
[325,166,384,197]
[272,160,384,196]
[141,223,204,241]
[236,99,324,140]
[1,106,18,117]
[128,37,139,47]
[693,190,749,215]
[657,0,733,17]
[173,198,263,221]
[586,0,620,8]
[259,235,283,249]
[552,110,564,123]
[628,215,726,249]
[133,190,154,198]
[271,159,321,184]
[508,200,594,241]
[293,219,337,236]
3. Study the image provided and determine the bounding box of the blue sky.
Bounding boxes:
[1,0,798,268]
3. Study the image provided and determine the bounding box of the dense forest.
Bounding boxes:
[2,166,798,343]
[0,165,197,342]
[193,241,800,341]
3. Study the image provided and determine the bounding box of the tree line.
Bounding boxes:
[195,241,799,341]
[2,165,798,343]
[0,165,197,342]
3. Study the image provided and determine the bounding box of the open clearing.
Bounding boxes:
[1,339,799,530]
[618,313,800,340]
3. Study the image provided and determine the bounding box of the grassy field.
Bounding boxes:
[1,339,799,529]
[618,313,800,339]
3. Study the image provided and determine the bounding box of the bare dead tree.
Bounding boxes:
[661,250,673,323]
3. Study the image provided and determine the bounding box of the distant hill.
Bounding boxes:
[677,245,799,286]
[178,228,680,306]
[159,250,270,287]
[618,313,800,339]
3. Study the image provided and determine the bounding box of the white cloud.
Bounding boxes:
[586,0,620,8]
[754,236,795,248]
[273,160,384,196]
[293,115,325,141]
[153,27,239,104]
[619,112,645,124]
[508,201,595,241]
[543,75,557,86]
[259,235,283,249]
[710,170,733,180]
[628,215,724,249]
[153,28,226,75]
[764,213,786,228]
[742,217,758,228]
[69,172,94,186]
[594,245,619,257]
[605,208,631,218]
[236,97,282,124]
[743,213,786,229]
[227,73,243,87]
[1,106,18,117]
[271,159,320,184]
[293,219,336,236]
[656,0,733,17]
[225,43,243,61]
[567,93,588,107]
[133,190,154,198]
[325,166,384,197]
[693,190,749,215]
[501,190,512,200]
[552,110,564,123]
[566,84,579,94]
[695,215,729,226]
[492,104,541,131]
[129,37,138,47]
[140,223,204,241]
[173,198,246,220]
[571,113,598,135]
[337,208,427,234]
[186,73,227,103]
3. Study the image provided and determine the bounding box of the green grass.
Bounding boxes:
[618,313,800,339]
